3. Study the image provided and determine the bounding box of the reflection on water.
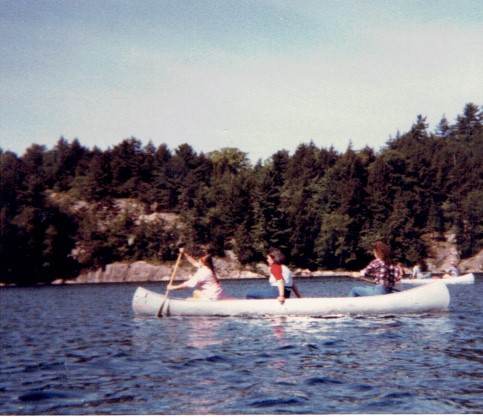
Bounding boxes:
[183,317,230,349]
[1,278,482,414]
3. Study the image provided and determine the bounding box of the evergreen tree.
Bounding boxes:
[0,151,25,282]
[459,189,483,258]
[315,212,353,269]
[80,147,112,201]
[137,141,157,205]
[313,147,368,268]
[152,143,174,210]
[109,138,144,197]
[282,142,326,268]
[435,115,451,138]
[250,151,291,256]
[44,137,88,191]
[1,102,482,284]
[455,103,482,142]
[167,144,212,212]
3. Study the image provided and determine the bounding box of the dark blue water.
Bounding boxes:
[1,277,482,414]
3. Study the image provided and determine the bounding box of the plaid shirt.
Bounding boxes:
[361,259,401,288]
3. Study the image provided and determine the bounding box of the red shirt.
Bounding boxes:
[270,263,284,281]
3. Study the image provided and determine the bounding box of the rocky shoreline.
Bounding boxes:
[52,246,483,285]
[56,258,482,286]
[0,258,374,286]
[1,247,481,286]
[52,259,344,285]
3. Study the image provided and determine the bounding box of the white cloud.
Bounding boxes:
[1,1,482,161]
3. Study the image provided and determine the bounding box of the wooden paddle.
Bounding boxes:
[157,249,184,317]
[350,272,400,292]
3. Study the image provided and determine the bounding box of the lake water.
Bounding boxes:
[1,276,482,415]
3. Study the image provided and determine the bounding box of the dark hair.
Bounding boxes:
[199,253,219,281]
[267,247,286,265]
[417,260,428,271]
[373,242,394,265]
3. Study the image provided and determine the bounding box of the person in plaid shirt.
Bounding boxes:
[349,241,402,297]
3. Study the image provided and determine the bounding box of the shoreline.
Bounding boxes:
[2,252,482,286]
[2,270,481,287]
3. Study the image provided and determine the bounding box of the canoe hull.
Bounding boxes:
[132,282,450,317]
[401,273,474,285]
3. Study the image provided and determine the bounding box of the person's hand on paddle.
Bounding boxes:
[167,282,185,291]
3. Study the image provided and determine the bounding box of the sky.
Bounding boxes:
[1,0,482,162]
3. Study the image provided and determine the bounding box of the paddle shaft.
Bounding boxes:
[351,273,400,292]
[157,250,184,317]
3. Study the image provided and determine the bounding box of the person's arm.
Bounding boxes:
[167,282,187,291]
[181,248,200,268]
[167,265,202,291]
[292,282,302,298]
[361,260,378,279]
[271,264,286,304]
[277,279,285,304]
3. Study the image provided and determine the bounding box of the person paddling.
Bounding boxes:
[349,241,401,297]
[167,248,229,301]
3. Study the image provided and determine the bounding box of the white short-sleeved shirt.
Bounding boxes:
[268,264,293,287]
[184,266,226,300]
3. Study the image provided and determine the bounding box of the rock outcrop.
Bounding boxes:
[60,244,483,285]
[68,257,266,285]
[73,261,174,284]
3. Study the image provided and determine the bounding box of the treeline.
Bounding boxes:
[1,103,482,284]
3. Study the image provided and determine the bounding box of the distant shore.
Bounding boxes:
[0,261,483,287]
[2,248,482,287]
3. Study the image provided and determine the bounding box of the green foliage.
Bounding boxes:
[206,147,251,173]
[459,189,483,258]
[1,104,482,283]
[315,213,353,269]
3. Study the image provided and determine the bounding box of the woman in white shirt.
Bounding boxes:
[245,247,302,304]
[167,248,229,301]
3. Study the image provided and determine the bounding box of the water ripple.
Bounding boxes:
[1,279,482,414]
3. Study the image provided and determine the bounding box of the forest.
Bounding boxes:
[1,103,482,285]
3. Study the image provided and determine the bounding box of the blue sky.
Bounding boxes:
[1,0,482,162]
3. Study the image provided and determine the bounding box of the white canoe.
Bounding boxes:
[401,272,475,285]
[132,282,450,317]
